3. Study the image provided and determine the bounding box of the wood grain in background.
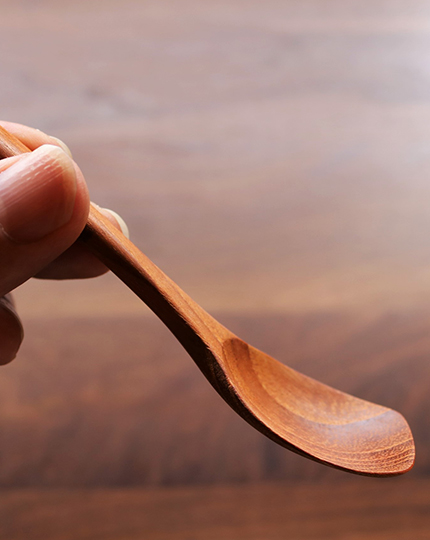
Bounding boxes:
[1,0,430,537]
[4,0,430,316]
[0,311,429,487]
[1,480,430,540]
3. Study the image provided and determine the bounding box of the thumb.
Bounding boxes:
[0,144,89,296]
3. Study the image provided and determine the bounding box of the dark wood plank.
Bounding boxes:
[0,310,428,486]
[1,479,430,540]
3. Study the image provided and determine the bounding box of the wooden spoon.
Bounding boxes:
[0,126,415,476]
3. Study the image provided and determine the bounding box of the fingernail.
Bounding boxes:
[0,295,23,366]
[50,136,73,158]
[95,205,130,238]
[103,208,130,238]
[0,145,77,243]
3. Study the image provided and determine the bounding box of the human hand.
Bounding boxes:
[0,121,128,365]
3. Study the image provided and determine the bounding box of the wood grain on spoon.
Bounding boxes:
[0,125,415,476]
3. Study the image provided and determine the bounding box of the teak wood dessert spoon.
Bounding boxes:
[0,126,415,476]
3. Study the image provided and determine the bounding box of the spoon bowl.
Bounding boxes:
[223,338,413,474]
[0,125,415,476]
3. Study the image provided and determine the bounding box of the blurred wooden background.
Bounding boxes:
[1,0,430,538]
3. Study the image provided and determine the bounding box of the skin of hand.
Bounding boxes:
[0,121,128,365]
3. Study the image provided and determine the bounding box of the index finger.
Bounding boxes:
[0,121,72,157]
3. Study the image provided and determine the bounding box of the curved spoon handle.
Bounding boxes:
[82,205,227,381]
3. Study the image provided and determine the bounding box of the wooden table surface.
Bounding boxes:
[1,1,430,538]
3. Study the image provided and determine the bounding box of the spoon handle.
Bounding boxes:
[82,205,227,380]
